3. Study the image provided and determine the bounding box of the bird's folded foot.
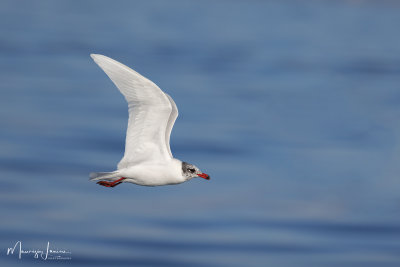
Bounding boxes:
[97,177,126,188]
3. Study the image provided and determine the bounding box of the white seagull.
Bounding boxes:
[89,54,210,187]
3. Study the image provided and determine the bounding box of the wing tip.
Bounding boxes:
[90,54,121,68]
[90,53,104,61]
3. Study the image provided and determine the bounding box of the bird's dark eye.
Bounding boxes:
[188,168,195,173]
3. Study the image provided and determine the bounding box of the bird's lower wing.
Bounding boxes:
[90,54,174,167]
[118,104,172,169]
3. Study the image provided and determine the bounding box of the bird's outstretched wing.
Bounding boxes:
[91,54,177,168]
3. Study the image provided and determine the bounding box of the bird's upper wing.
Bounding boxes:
[164,94,179,158]
[91,54,175,168]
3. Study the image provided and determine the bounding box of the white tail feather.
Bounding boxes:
[89,171,119,181]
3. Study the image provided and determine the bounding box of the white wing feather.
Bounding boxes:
[90,54,176,168]
[164,94,178,157]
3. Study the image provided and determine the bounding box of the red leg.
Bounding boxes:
[97,177,126,187]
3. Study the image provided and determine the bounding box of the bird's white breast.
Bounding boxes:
[118,158,184,186]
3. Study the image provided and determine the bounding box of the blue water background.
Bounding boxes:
[1,0,400,266]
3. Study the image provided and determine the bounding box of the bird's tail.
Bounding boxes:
[89,171,120,181]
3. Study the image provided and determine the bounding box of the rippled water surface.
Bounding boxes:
[1,0,400,266]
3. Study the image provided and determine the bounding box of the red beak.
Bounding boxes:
[197,173,210,180]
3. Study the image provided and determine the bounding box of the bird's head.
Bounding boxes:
[182,162,210,181]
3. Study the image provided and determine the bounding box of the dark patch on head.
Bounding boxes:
[181,162,197,178]
[182,162,190,173]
